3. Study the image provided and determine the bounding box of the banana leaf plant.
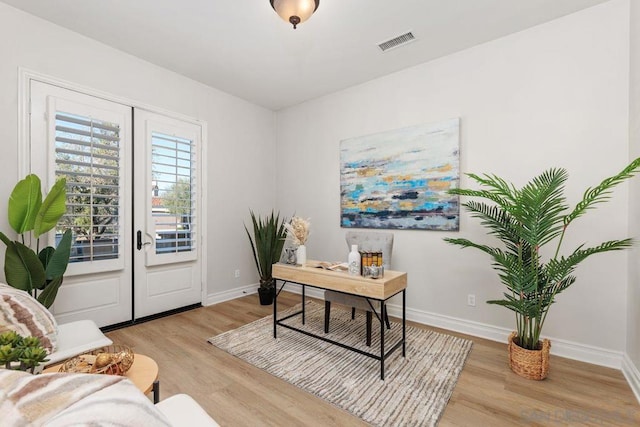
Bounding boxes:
[244,210,287,292]
[0,174,72,308]
[444,158,640,350]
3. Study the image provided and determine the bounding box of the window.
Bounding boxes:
[151,132,196,255]
[54,112,122,264]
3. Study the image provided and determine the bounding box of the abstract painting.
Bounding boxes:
[340,118,460,231]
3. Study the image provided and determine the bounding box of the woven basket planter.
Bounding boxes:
[508,332,551,380]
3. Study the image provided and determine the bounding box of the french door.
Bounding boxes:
[29,81,203,327]
[133,110,202,318]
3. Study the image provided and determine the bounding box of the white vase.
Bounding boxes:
[296,244,307,266]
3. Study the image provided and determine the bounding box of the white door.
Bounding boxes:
[29,81,203,326]
[30,81,133,326]
[133,110,203,318]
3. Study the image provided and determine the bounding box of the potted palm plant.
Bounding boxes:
[0,174,73,308]
[245,210,287,305]
[444,158,640,380]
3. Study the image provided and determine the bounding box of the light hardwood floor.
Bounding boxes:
[107,292,640,426]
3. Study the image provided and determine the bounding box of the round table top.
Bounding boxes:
[44,353,159,395]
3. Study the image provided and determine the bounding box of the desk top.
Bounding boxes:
[272,261,407,300]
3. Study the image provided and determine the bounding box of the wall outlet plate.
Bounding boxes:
[467,294,476,307]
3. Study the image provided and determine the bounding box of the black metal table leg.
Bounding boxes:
[153,380,160,404]
[273,283,278,338]
[402,290,406,357]
[302,284,306,325]
[366,311,372,347]
[380,302,385,380]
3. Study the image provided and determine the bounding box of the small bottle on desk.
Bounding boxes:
[348,245,360,275]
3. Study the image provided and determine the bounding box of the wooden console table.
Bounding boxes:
[272,261,407,380]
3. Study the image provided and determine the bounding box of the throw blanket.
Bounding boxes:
[0,370,170,426]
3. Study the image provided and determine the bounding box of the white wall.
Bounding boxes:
[626,0,640,397]
[0,3,277,302]
[276,0,631,362]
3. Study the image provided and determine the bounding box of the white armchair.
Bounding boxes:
[46,319,113,366]
[156,394,220,426]
[0,283,111,367]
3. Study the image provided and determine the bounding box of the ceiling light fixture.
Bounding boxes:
[270,0,319,29]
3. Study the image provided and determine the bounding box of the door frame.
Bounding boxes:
[17,68,209,314]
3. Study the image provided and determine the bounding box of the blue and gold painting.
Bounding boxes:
[340,118,460,231]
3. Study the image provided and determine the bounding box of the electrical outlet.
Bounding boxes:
[234,269,240,278]
[467,294,476,307]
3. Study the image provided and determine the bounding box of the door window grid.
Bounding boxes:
[54,112,121,263]
[151,132,196,254]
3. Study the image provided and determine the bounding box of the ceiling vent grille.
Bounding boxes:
[377,31,416,52]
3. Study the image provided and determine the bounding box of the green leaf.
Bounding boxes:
[37,276,63,309]
[0,232,12,247]
[38,247,55,271]
[4,241,45,292]
[33,178,67,238]
[44,229,72,281]
[8,174,42,234]
[565,157,640,226]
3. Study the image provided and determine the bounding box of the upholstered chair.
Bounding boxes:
[324,231,393,346]
[0,283,112,367]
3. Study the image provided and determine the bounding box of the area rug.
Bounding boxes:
[207,301,473,426]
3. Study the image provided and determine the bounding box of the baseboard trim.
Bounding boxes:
[622,353,640,404]
[383,302,624,369]
[215,283,624,369]
[205,283,258,306]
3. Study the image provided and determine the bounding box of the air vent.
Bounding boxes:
[377,31,416,52]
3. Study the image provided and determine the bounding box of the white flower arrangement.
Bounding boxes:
[284,216,310,246]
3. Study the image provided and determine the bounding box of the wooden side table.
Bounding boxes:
[44,353,160,403]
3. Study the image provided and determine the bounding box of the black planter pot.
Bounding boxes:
[258,287,274,305]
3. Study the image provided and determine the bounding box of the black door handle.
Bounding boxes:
[137,230,142,250]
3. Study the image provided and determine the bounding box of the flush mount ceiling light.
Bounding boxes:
[270,0,319,29]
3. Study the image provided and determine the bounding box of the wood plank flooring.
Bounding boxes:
[107,292,640,426]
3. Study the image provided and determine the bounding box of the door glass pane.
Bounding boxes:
[151,132,196,254]
[55,112,121,263]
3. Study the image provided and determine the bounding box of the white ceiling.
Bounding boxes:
[2,0,610,110]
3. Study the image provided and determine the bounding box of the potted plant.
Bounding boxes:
[0,174,73,308]
[0,331,49,374]
[245,210,287,305]
[444,158,640,380]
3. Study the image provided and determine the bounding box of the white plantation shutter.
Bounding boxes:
[151,132,196,255]
[51,103,127,274]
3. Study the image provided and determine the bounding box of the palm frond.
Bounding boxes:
[516,168,568,248]
[564,157,640,226]
[448,188,510,208]
[466,172,520,202]
[462,201,521,250]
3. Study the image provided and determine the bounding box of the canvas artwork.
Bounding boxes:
[340,118,460,231]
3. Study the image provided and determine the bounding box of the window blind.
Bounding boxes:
[54,112,121,263]
[151,132,196,254]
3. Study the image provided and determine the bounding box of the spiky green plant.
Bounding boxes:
[244,210,287,291]
[444,158,640,350]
